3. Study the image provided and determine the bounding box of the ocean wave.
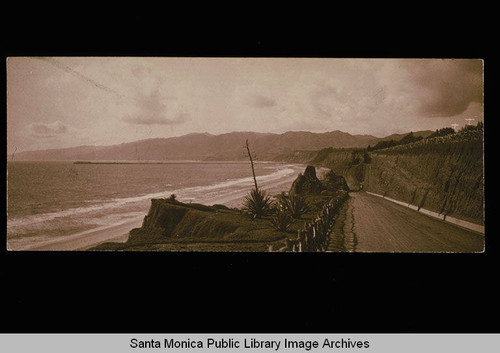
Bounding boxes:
[7,165,302,233]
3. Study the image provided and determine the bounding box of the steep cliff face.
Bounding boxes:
[309,148,369,191]
[128,199,287,246]
[140,199,218,237]
[309,137,484,225]
[364,139,484,224]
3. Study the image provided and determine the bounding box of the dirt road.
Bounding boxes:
[328,192,484,253]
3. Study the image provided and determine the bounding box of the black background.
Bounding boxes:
[1,4,497,333]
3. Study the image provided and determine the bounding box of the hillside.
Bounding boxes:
[91,166,349,251]
[14,130,379,161]
[369,130,434,144]
[292,126,484,225]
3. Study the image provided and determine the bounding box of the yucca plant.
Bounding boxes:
[270,207,294,232]
[242,188,273,219]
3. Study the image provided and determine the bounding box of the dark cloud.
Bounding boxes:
[244,94,277,108]
[405,59,483,117]
[29,121,68,137]
[123,111,188,126]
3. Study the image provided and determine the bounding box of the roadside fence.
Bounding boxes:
[272,191,348,252]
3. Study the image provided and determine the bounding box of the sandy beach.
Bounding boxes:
[12,165,313,251]
[18,215,144,251]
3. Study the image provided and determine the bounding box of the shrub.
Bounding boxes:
[275,192,289,207]
[399,132,423,145]
[287,194,310,219]
[270,208,294,232]
[427,127,455,139]
[276,192,310,219]
[242,188,274,219]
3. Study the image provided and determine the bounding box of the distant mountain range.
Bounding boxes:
[371,130,435,143]
[13,130,434,162]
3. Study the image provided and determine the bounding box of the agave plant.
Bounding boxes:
[242,188,274,219]
[275,192,289,208]
[289,194,310,219]
[283,193,310,219]
[270,207,294,232]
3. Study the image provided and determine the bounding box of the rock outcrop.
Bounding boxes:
[321,170,349,193]
[289,165,324,195]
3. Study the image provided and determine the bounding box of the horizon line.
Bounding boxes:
[9,127,437,154]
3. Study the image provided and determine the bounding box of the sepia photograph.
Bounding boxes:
[6,57,484,252]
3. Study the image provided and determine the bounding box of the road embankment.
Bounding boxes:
[330,192,484,253]
[365,191,484,234]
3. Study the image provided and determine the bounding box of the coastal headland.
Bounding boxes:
[92,165,349,251]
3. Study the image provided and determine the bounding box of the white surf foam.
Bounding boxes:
[7,165,302,232]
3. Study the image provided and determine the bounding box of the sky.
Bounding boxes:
[7,57,484,153]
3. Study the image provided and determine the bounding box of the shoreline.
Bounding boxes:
[14,215,144,251]
[9,164,312,251]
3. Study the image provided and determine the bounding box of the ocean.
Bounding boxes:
[7,161,307,250]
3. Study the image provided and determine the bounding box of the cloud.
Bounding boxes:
[29,121,68,137]
[308,82,343,119]
[404,59,483,117]
[122,86,186,125]
[244,94,277,108]
[123,111,188,126]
